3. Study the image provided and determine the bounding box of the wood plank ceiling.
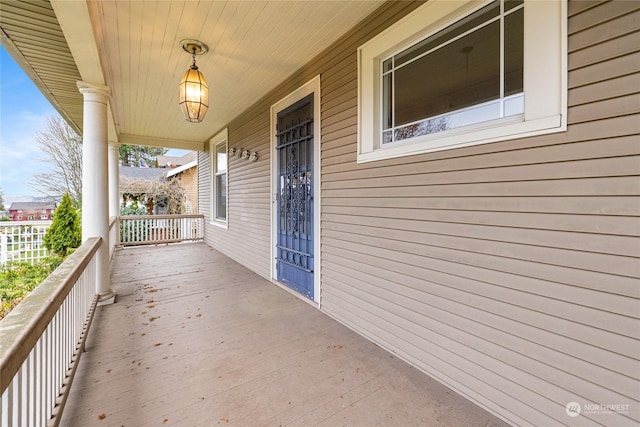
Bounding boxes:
[1,0,384,149]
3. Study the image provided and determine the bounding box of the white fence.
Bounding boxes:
[0,216,205,258]
[0,221,52,265]
[0,237,100,427]
[119,214,204,246]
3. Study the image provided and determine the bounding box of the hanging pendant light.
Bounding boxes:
[178,39,209,123]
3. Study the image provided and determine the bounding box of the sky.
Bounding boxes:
[0,46,186,207]
[0,46,59,203]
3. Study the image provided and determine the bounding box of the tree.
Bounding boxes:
[0,188,4,211]
[43,193,81,257]
[30,117,83,203]
[120,175,186,214]
[119,145,168,167]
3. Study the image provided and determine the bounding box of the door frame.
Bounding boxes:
[270,76,321,305]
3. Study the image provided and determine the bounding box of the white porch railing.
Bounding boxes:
[0,237,100,427]
[0,221,52,265]
[119,214,204,246]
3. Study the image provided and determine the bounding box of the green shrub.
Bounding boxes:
[0,256,62,320]
[120,203,148,216]
[44,193,81,257]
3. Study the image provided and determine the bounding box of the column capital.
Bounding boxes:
[77,81,111,98]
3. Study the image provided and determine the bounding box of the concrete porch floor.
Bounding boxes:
[62,243,510,427]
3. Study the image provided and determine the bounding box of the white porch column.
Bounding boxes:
[78,81,115,304]
[108,143,120,218]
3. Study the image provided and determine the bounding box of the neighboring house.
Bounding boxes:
[119,166,168,214]
[165,156,198,214]
[120,151,197,214]
[156,151,196,169]
[7,202,56,221]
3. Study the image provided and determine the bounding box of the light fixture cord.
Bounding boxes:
[191,47,197,68]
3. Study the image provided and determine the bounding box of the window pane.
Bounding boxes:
[505,0,523,12]
[504,8,524,96]
[394,20,500,127]
[504,94,524,116]
[382,58,392,73]
[382,73,393,130]
[382,130,393,144]
[394,1,499,67]
[216,174,226,219]
[393,116,451,141]
[216,142,227,172]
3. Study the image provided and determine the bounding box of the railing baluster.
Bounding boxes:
[26,351,32,426]
[0,380,5,425]
[35,338,42,426]
[7,378,14,425]
[26,360,31,423]
[45,328,50,427]
[16,366,23,426]
[117,214,204,246]
[0,239,101,427]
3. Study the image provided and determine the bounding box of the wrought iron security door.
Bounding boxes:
[276,94,314,298]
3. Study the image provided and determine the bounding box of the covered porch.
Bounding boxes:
[61,243,507,427]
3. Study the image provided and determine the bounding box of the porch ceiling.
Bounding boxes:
[0,0,383,151]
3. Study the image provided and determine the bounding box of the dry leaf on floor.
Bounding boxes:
[98,413,106,420]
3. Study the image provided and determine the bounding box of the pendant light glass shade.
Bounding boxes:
[178,64,209,123]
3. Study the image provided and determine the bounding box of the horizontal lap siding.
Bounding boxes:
[200,114,272,279]
[198,2,420,281]
[319,1,640,427]
[198,0,639,426]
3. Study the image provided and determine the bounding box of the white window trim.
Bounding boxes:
[209,128,228,229]
[357,0,567,163]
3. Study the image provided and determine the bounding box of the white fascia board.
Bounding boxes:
[165,160,197,178]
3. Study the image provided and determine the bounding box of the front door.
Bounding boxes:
[276,94,314,298]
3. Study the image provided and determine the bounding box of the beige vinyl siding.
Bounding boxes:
[196,2,423,281]
[199,122,272,279]
[197,0,640,425]
[318,1,640,427]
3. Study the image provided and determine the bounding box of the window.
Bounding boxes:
[214,142,227,220]
[41,215,48,220]
[358,0,567,162]
[210,128,228,225]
